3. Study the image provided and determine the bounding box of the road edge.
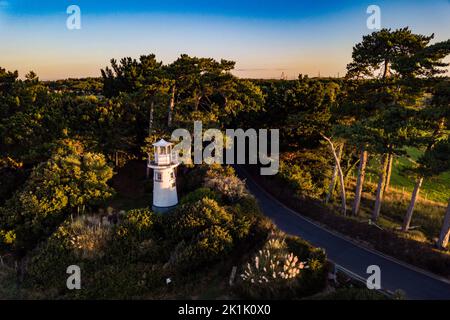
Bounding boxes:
[238,167,450,287]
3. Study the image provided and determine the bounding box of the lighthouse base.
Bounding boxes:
[152,204,178,214]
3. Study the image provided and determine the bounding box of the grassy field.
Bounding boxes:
[366,147,450,204]
[349,181,447,243]
[343,147,449,242]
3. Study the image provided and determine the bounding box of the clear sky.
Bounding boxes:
[0,0,449,80]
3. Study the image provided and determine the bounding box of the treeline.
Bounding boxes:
[248,28,450,249]
[0,27,450,261]
[44,77,103,96]
[0,54,264,259]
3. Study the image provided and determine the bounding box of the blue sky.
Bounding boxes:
[0,1,368,19]
[0,0,449,80]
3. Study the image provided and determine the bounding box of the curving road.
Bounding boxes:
[236,167,450,300]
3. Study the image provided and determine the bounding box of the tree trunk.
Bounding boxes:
[437,200,450,250]
[167,85,175,127]
[383,60,391,79]
[194,95,201,111]
[115,151,119,167]
[402,176,423,232]
[384,153,393,193]
[352,149,368,216]
[344,157,360,182]
[372,154,389,221]
[148,100,154,134]
[146,100,155,179]
[326,143,344,204]
[321,135,346,215]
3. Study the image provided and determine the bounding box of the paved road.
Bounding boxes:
[236,167,450,300]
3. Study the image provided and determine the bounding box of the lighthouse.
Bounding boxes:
[148,139,179,213]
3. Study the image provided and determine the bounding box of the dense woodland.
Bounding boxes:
[1,27,450,298]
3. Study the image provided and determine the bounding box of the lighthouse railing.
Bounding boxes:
[151,151,178,166]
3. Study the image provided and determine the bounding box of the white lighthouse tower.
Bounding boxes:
[148,139,179,213]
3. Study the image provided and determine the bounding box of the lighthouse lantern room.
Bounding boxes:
[148,139,179,213]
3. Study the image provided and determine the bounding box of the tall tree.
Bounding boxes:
[346,28,435,79]
[325,142,343,204]
[408,139,450,248]
[402,81,450,232]
[321,135,347,215]
[345,28,449,218]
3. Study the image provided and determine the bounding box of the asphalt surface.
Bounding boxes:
[236,167,450,300]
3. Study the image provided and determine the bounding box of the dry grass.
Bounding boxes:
[333,178,448,245]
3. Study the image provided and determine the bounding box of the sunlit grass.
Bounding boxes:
[366,147,450,203]
[341,178,447,244]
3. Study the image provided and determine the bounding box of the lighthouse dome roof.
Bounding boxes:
[153,139,173,147]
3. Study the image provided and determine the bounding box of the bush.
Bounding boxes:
[26,229,78,293]
[236,233,326,299]
[279,162,320,198]
[121,208,156,240]
[167,226,234,273]
[67,215,111,260]
[74,262,166,300]
[106,208,164,265]
[285,236,328,296]
[180,188,221,205]
[234,195,261,217]
[196,225,233,257]
[25,212,165,299]
[25,215,114,293]
[164,199,235,272]
[169,198,232,242]
[204,174,248,203]
[285,236,326,262]
[205,164,236,178]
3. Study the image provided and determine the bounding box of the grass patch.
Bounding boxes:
[365,147,450,203]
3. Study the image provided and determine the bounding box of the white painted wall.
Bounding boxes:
[152,166,178,208]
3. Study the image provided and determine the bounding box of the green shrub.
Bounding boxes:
[123,208,156,240]
[279,162,318,197]
[164,199,236,272]
[169,198,232,242]
[196,225,233,257]
[230,215,253,241]
[26,213,164,299]
[25,230,78,293]
[285,235,328,296]
[73,262,165,300]
[106,209,163,265]
[180,188,220,205]
[285,236,326,262]
[237,233,328,300]
[234,195,261,217]
[205,164,236,178]
[25,215,114,292]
